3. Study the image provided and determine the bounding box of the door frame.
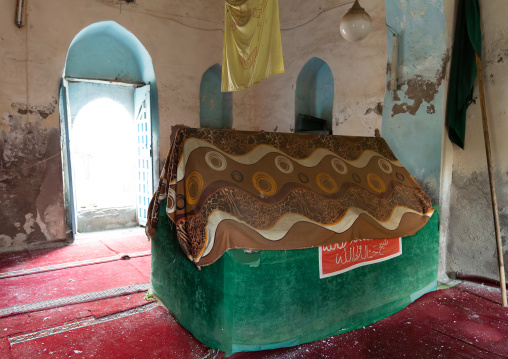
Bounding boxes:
[59,77,153,238]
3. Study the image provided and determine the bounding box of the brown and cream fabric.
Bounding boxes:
[146,128,433,267]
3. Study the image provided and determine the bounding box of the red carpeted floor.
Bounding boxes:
[0,229,507,359]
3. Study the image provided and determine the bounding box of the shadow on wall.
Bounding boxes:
[295,57,334,134]
[200,64,233,129]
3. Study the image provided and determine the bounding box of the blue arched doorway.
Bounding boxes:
[60,21,159,236]
[295,57,334,134]
[200,64,233,129]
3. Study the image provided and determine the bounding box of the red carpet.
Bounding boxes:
[1,233,507,359]
[0,235,149,275]
[0,257,149,310]
[0,292,148,340]
[0,338,13,359]
[9,306,208,359]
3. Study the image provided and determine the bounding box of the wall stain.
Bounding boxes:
[391,50,450,117]
[1,101,64,249]
[101,0,136,6]
[364,102,383,116]
[447,171,506,278]
[11,98,57,120]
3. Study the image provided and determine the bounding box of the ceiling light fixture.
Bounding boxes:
[339,0,372,42]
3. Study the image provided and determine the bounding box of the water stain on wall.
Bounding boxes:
[391,50,450,117]
[0,100,65,250]
[364,102,383,116]
[12,100,56,119]
[447,170,507,279]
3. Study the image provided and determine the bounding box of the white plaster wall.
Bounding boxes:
[0,0,225,250]
[233,0,387,136]
[1,0,388,252]
[447,0,508,280]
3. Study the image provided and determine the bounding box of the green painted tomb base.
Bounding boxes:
[151,202,439,356]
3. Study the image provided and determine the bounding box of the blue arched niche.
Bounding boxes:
[64,21,159,180]
[295,57,334,133]
[200,64,233,129]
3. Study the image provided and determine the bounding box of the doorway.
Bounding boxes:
[60,21,159,238]
[63,80,152,234]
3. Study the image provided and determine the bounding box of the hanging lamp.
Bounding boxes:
[339,0,372,42]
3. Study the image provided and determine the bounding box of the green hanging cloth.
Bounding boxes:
[446,0,482,149]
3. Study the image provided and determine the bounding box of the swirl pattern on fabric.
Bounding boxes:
[146,128,433,267]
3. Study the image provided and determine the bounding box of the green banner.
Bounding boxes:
[446,0,482,149]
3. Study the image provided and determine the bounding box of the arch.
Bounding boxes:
[60,21,159,234]
[64,20,159,180]
[200,64,233,129]
[295,57,334,134]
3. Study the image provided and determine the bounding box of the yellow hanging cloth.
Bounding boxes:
[222,0,285,92]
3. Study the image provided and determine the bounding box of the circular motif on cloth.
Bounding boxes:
[298,172,309,184]
[352,173,362,183]
[316,173,338,194]
[378,158,393,174]
[252,172,277,197]
[331,158,348,175]
[158,179,168,200]
[176,194,186,210]
[275,156,294,174]
[185,171,204,205]
[367,173,386,193]
[396,172,405,182]
[231,170,244,183]
[166,188,176,213]
[205,151,227,171]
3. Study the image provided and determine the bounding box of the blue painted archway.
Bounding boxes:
[200,64,233,129]
[64,20,159,180]
[60,21,159,235]
[295,57,334,133]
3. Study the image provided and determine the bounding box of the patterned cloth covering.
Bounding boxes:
[146,128,433,267]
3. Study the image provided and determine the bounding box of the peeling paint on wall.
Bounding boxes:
[364,102,383,116]
[382,0,448,205]
[1,0,227,252]
[391,51,450,117]
[0,100,65,252]
[12,99,57,119]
